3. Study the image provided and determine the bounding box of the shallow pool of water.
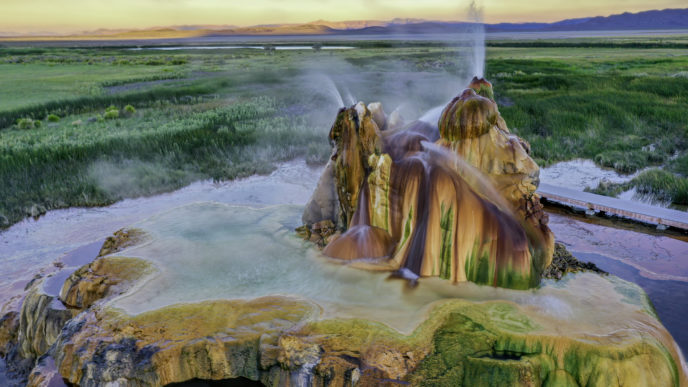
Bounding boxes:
[0,160,321,307]
[108,202,669,347]
[1,158,686,361]
[540,159,639,190]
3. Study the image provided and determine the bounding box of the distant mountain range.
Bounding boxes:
[489,8,688,32]
[2,8,687,40]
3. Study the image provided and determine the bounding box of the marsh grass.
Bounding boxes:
[632,169,688,205]
[490,59,688,173]
[2,43,688,226]
[584,180,629,197]
[0,80,226,128]
[0,96,328,227]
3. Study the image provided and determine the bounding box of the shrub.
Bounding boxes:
[104,105,120,120]
[123,105,136,117]
[47,114,60,122]
[103,109,119,120]
[17,118,35,129]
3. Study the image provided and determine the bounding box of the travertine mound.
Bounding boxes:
[305,79,553,289]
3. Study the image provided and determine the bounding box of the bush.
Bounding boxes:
[104,106,119,120]
[123,104,136,116]
[16,118,40,129]
[103,109,119,120]
[17,118,33,129]
[47,114,60,122]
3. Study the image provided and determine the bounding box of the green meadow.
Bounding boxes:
[1,38,687,227]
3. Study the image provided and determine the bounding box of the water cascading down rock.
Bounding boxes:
[302,78,554,289]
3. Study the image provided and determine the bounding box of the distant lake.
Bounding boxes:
[174,29,688,42]
[10,29,687,48]
[180,29,688,42]
[129,45,355,51]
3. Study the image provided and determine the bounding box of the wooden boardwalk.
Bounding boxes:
[537,183,688,231]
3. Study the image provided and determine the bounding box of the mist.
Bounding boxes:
[278,1,487,137]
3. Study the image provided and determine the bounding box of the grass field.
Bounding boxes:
[1,38,687,227]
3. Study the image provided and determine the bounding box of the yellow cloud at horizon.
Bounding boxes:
[1,0,686,34]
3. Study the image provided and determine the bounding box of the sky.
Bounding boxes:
[1,0,686,35]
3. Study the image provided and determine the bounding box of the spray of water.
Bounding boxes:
[418,105,445,124]
[342,85,357,107]
[466,0,485,78]
[317,74,345,108]
[414,0,487,127]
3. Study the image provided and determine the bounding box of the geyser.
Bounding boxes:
[302,77,554,289]
[466,0,486,78]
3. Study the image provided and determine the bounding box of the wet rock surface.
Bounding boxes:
[26,355,67,387]
[0,311,19,359]
[60,256,152,311]
[306,79,553,289]
[543,243,608,280]
[18,285,75,361]
[97,228,146,257]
